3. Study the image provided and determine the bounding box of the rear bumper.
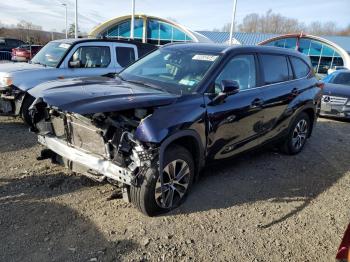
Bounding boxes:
[38,135,134,185]
[11,56,28,62]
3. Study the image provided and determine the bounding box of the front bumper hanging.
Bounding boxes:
[38,135,134,185]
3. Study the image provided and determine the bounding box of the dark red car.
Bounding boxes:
[11,45,42,62]
[337,224,350,261]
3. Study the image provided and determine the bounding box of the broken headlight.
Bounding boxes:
[0,76,13,89]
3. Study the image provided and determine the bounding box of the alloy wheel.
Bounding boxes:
[155,159,191,209]
[292,119,308,151]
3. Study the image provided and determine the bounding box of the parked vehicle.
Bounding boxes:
[0,38,157,124]
[11,45,43,62]
[29,44,322,216]
[0,37,25,60]
[320,70,350,119]
[336,223,350,261]
[328,66,349,75]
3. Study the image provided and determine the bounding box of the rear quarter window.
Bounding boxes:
[260,54,290,85]
[290,56,310,78]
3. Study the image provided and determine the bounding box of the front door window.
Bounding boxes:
[214,54,256,93]
[70,46,111,68]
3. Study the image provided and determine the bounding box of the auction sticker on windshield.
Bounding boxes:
[192,54,218,61]
[58,43,71,49]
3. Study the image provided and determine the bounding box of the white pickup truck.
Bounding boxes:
[0,38,157,124]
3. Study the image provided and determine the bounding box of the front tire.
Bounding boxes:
[130,145,194,216]
[21,95,35,126]
[280,112,311,155]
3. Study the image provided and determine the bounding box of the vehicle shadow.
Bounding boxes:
[174,119,350,226]
[0,173,138,261]
[319,115,350,123]
[0,117,37,153]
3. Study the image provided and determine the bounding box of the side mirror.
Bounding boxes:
[210,80,240,105]
[221,80,240,95]
[69,60,81,68]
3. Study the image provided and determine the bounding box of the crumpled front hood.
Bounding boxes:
[29,77,178,114]
[323,83,350,97]
[0,62,46,74]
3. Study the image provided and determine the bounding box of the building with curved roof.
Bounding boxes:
[259,34,350,74]
[198,31,350,74]
[89,14,211,45]
[90,15,350,74]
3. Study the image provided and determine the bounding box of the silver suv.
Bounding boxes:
[0,38,156,124]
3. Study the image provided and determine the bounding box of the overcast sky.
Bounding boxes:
[0,0,349,33]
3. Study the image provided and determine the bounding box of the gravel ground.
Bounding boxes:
[0,116,349,262]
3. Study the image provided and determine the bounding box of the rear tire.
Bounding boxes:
[280,112,310,155]
[130,145,194,216]
[21,95,35,126]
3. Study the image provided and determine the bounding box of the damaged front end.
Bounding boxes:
[30,98,159,196]
[0,85,25,115]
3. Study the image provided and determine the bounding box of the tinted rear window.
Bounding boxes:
[260,54,289,84]
[333,72,350,85]
[116,47,135,67]
[290,56,310,78]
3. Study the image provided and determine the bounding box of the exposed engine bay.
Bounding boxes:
[31,99,159,191]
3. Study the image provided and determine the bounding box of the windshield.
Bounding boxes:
[31,42,71,67]
[120,48,220,94]
[324,72,350,86]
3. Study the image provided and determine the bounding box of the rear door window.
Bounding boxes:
[116,46,136,67]
[290,56,310,78]
[260,54,289,85]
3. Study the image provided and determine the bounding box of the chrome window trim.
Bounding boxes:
[238,75,309,92]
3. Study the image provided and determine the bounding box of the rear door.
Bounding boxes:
[257,54,309,144]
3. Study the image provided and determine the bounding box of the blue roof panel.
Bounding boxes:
[196,31,350,52]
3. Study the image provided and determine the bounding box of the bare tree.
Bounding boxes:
[238,13,260,33]
[339,24,350,35]
[221,22,235,33]
[220,10,345,36]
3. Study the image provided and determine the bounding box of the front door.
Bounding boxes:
[205,54,264,160]
[62,44,115,78]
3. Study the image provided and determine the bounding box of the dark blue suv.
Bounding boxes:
[30,43,322,216]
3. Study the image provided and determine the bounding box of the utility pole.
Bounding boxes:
[229,0,237,45]
[130,0,135,39]
[75,0,78,38]
[62,3,68,39]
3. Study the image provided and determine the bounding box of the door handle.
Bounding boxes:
[250,98,264,109]
[291,88,299,97]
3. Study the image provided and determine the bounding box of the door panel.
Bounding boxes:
[205,89,264,160]
[257,54,296,143]
[258,55,315,144]
[259,82,298,142]
[204,53,264,160]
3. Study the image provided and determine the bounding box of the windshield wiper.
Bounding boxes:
[115,74,125,81]
[31,61,47,67]
[124,79,164,92]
